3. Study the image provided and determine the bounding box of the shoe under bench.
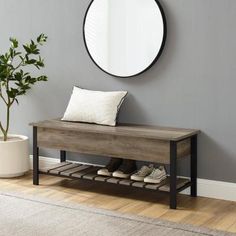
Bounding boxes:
[30,119,200,209]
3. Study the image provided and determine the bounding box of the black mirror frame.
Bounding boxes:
[83,0,167,78]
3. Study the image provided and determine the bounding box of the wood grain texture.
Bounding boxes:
[30,119,200,141]
[39,162,190,192]
[60,165,88,177]
[49,163,79,175]
[37,128,191,164]
[0,173,235,233]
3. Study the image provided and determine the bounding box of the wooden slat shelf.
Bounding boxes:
[39,162,190,192]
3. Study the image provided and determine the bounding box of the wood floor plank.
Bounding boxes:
[0,172,235,233]
[202,202,236,231]
[228,222,236,233]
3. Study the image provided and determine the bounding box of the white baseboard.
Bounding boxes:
[29,155,236,202]
[181,179,236,202]
[29,155,103,169]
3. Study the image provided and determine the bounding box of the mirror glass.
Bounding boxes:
[83,0,166,78]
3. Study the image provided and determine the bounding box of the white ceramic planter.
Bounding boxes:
[0,135,29,178]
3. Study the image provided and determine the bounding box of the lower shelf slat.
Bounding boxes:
[82,167,101,180]
[145,179,169,190]
[39,162,190,193]
[50,163,79,175]
[40,162,70,173]
[106,178,121,184]
[119,179,134,186]
[159,178,190,192]
[94,175,110,182]
[60,165,86,176]
[71,166,96,178]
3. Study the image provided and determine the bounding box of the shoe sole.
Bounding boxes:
[97,170,112,177]
[144,174,167,184]
[112,173,130,179]
[130,176,145,182]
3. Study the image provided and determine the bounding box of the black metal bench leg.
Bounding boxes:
[170,141,177,209]
[60,150,66,162]
[191,135,197,197]
[33,126,39,185]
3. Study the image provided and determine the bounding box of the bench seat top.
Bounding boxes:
[30,119,200,141]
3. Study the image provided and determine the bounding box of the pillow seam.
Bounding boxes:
[114,91,128,126]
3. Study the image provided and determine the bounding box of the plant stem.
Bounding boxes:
[4,104,11,141]
[12,55,26,73]
[0,103,11,141]
[0,122,6,138]
[0,80,12,141]
[0,93,8,105]
[3,79,12,141]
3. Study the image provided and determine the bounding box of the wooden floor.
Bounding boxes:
[0,172,236,233]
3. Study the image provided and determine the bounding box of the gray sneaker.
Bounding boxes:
[130,164,154,182]
[144,166,167,184]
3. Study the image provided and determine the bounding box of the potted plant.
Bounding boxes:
[0,34,48,177]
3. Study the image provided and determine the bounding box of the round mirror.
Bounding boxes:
[83,0,166,78]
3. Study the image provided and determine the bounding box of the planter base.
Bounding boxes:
[0,171,28,178]
[0,135,29,178]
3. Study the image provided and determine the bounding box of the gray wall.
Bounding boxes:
[0,0,235,183]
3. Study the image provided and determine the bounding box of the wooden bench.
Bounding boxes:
[30,119,200,209]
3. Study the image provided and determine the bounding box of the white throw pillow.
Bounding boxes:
[62,86,127,126]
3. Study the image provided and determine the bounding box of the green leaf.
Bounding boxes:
[31,49,39,55]
[25,59,37,64]
[37,33,48,45]
[9,48,15,58]
[36,61,44,67]
[9,38,18,48]
[17,90,26,96]
[7,88,18,99]
[19,55,25,61]
[14,71,23,81]
[37,75,47,81]
[23,45,32,54]
[30,41,37,51]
